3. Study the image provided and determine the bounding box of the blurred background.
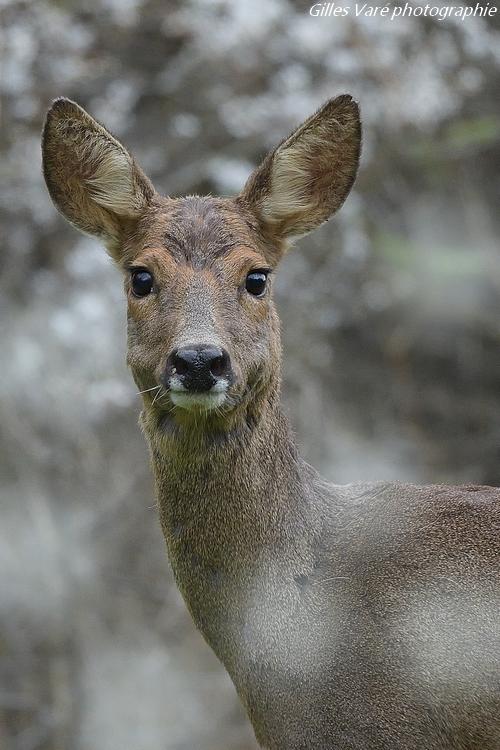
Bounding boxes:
[1,1,500,748]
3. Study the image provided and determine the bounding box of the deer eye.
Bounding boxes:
[245,270,268,297]
[131,269,154,297]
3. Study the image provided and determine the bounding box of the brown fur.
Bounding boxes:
[42,96,500,749]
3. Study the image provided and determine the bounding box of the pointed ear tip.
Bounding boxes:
[329,93,360,116]
[44,97,85,125]
[42,98,90,153]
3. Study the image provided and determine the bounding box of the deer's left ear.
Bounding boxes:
[42,98,155,258]
[237,94,361,248]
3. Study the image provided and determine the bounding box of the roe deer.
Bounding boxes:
[42,96,500,750]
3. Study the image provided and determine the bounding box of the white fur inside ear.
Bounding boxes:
[261,142,316,223]
[84,140,142,217]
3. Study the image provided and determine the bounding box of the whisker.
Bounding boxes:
[137,385,162,396]
[151,386,167,406]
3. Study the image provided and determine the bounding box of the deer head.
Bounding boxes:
[42,96,361,433]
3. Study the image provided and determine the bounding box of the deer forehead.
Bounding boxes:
[126,195,268,274]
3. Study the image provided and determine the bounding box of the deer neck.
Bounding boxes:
[141,372,323,674]
[142,374,308,569]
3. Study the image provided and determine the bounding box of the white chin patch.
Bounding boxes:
[169,377,228,412]
[169,391,226,412]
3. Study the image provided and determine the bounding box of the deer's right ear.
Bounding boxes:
[42,98,155,257]
[237,94,361,257]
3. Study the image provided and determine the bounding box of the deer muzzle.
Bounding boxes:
[163,344,233,411]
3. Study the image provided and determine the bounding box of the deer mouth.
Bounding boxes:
[168,377,230,413]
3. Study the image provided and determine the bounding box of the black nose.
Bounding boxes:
[166,344,232,392]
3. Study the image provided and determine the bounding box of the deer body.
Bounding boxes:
[145,387,500,750]
[42,96,500,749]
